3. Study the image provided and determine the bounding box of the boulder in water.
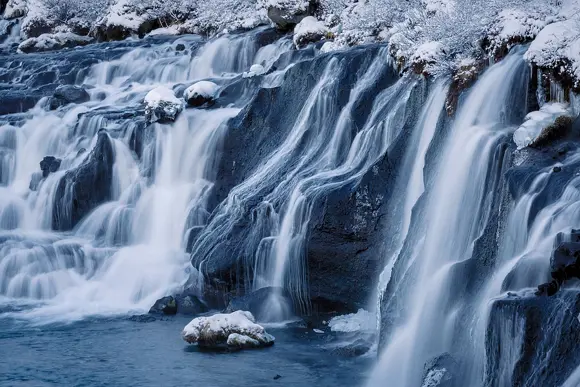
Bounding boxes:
[184,81,219,108]
[144,86,183,123]
[52,129,114,231]
[293,17,330,49]
[49,85,90,110]
[242,64,266,78]
[182,310,275,349]
[149,296,178,315]
[420,353,459,387]
[17,33,93,54]
[39,156,61,178]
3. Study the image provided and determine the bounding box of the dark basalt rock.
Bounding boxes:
[149,292,208,316]
[49,85,90,110]
[39,155,61,178]
[175,43,185,51]
[149,296,177,315]
[421,353,459,387]
[529,115,576,149]
[485,291,580,386]
[52,129,115,231]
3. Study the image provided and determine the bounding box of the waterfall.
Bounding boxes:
[369,47,530,386]
[0,30,292,322]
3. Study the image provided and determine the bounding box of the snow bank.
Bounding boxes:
[485,7,556,58]
[182,310,275,349]
[184,81,219,107]
[513,103,572,149]
[525,18,580,88]
[144,86,183,123]
[18,32,93,53]
[409,41,446,74]
[328,309,375,333]
[293,16,329,48]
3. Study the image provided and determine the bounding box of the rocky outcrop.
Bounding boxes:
[49,85,90,110]
[18,33,93,54]
[39,156,61,179]
[486,291,580,386]
[266,0,315,30]
[420,353,458,387]
[52,129,115,231]
[182,311,275,349]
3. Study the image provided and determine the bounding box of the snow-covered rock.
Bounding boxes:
[328,308,375,333]
[409,41,446,75]
[182,310,275,349]
[320,41,341,53]
[18,33,93,53]
[184,81,219,107]
[485,7,557,59]
[3,0,26,19]
[293,16,330,49]
[242,64,266,78]
[263,0,312,30]
[525,18,580,89]
[513,103,572,149]
[144,86,183,123]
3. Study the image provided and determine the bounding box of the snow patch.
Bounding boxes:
[328,309,375,333]
[513,102,571,149]
[147,26,181,36]
[422,368,447,387]
[3,0,27,19]
[410,41,446,73]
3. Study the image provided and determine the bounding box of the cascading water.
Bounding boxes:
[0,30,293,322]
[369,47,530,386]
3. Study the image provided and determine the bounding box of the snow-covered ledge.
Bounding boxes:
[181,310,275,350]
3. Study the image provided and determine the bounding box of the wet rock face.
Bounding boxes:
[39,156,61,178]
[421,353,458,387]
[192,45,400,315]
[49,85,90,110]
[485,291,580,387]
[52,130,115,231]
[267,0,315,30]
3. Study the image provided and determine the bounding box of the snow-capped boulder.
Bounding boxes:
[525,18,580,90]
[265,0,314,30]
[144,86,183,123]
[17,33,93,54]
[320,41,340,53]
[49,85,91,110]
[242,64,266,78]
[293,16,329,49]
[409,41,446,75]
[182,310,275,349]
[184,81,219,108]
[513,103,572,149]
[3,0,26,19]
